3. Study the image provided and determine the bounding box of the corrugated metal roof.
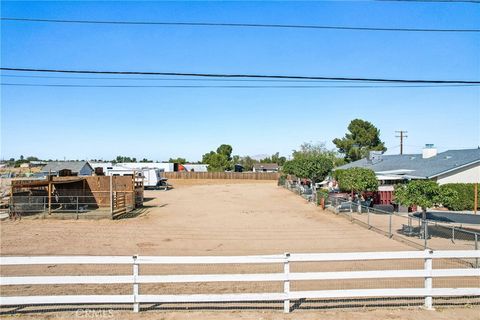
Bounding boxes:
[337,148,480,179]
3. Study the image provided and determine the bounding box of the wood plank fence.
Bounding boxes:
[1,250,479,313]
[164,172,280,180]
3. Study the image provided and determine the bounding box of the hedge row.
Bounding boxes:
[441,183,480,211]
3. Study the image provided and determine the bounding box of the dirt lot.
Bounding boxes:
[1,181,478,319]
[1,181,411,255]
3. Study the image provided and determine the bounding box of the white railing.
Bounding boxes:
[1,250,479,313]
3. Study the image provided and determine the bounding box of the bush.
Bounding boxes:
[278,175,287,186]
[441,183,480,211]
[316,189,329,205]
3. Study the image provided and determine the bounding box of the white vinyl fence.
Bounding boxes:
[1,250,479,313]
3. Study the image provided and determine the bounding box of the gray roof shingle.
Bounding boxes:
[337,148,480,178]
[41,161,92,174]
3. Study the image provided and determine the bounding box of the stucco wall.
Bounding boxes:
[436,162,480,184]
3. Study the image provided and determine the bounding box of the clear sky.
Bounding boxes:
[1,1,479,162]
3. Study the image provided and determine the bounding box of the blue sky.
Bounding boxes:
[1,1,479,161]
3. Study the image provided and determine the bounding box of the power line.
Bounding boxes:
[2,83,478,88]
[0,74,386,83]
[1,17,479,33]
[2,68,479,84]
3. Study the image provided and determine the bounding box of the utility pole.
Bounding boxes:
[395,131,408,155]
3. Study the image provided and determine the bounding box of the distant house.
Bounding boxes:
[41,161,94,177]
[337,145,480,186]
[253,163,280,173]
[19,161,45,168]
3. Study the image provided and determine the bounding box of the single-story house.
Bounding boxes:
[41,161,94,177]
[338,145,479,185]
[253,163,280,173]
[336,145,480,205]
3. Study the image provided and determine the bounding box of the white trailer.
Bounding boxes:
[91,164,170,189]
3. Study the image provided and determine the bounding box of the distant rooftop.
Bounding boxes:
[337,148,480,179]
[253,163,280,170]
[41,161,92,173]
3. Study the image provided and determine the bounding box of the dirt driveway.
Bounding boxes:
[0,181,411,255]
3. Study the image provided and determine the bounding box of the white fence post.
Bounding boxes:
[424,249,434,310]
[283,252,290,313]
[133,255,139,312]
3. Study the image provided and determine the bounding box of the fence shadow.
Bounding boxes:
[2,296,478,315]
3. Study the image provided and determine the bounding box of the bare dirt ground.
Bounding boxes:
[5,308,480,320]
[1,181,411,256]
[1,181,478,319]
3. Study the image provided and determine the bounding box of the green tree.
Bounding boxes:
[202,151,230,172]
[236,155,256,171]
[334,168,378,194]
[333,119,387,162]
[282,143,335,183]
[168,157,187,164]
[260,152,286,166]
[394,180,458,220]
[216,144,233,161]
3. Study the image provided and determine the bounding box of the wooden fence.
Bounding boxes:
[164,172,280,180]
[1,250,479,313]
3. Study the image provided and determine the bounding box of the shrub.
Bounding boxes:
[316,189,329,205]
[441,183,480,211]
[278,175,287,186]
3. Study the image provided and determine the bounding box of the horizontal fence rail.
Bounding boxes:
[1,250,479,313]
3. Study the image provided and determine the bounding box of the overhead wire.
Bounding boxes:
[1,17,479,33]
[2,83,478,88]
[2,68,479,84]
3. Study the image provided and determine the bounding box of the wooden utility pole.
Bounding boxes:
[395,131,408,155]
[47,172,52,215]
[475,183,478,215]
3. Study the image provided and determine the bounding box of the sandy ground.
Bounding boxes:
[0,181,411,256]
[2,307,480,320]
[1,181,478,319]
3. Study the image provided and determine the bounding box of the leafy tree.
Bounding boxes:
[333,119,387,162]
[235,155,257,171]
[168,157,187,164]
[335,168,378,194]
[282,144,335,183]
[202,151,230,172]
[113,156,137,163]
[216,144,233,161]
[394,180,458,220]
[260,152,286,166]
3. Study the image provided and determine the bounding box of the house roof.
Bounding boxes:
[41,161,93,173]
[253,163,279,170]
[337,148,480,179]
